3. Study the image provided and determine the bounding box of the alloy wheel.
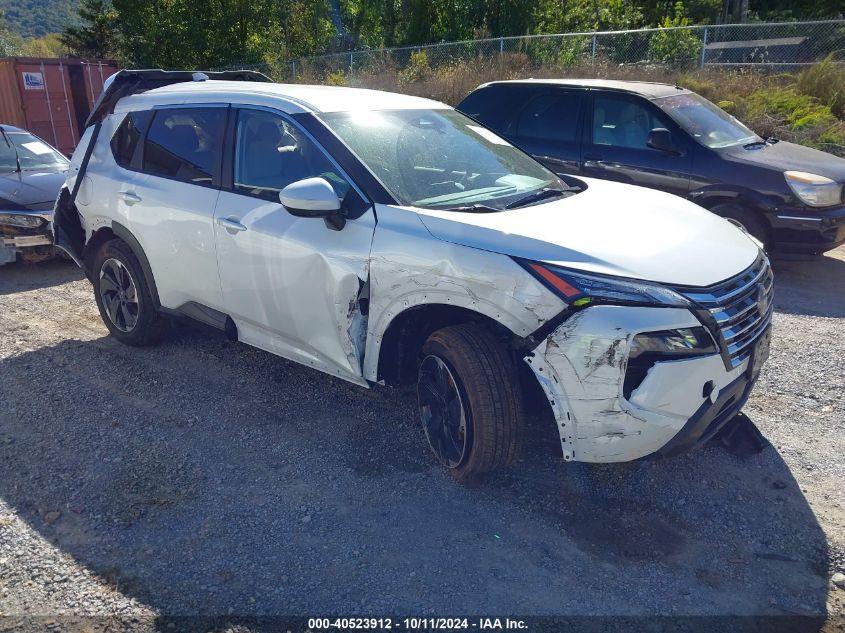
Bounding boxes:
[417,354,470,468]
[99,258,139,332]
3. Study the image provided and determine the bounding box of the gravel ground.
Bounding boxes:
[0,246,843,631]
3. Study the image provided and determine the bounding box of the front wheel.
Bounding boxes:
[418,324,523,483]
[92,239,168,346]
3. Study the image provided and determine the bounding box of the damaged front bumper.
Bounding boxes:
[525,304,769,463]
[0,210,55,264]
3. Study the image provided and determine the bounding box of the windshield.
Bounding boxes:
[318,109,566,210]
[656,93,760,149]
[0,131,69,172]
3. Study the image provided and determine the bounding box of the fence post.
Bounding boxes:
[349,52,353,73]
[591,33,597,65]
[291,60,296,81]
[499,37,504,55]
[700,27,708,69]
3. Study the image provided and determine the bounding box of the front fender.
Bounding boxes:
[689,184,779,214]
[362,205,563,382]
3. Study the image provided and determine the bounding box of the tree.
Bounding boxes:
[61,0,118,58]
[1,9,23,57]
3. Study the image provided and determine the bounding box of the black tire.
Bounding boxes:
[418,324,523,483]
[710,203,770,250]
[92,239,168,346]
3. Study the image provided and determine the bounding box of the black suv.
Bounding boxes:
[457,79,845,254]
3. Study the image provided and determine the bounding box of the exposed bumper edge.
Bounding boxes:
[1,234,52,248]
[654,370,754,458]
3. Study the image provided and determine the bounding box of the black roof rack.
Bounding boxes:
[85,68,273,129]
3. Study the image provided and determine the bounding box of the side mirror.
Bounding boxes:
[280,177,346,230]
[647,128,680,155]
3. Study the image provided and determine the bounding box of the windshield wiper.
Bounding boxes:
[505,187,568,209]
[439,203,502,213]
[0,126,21,173]
[743,140,769,149]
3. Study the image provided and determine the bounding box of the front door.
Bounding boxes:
[583,92,692,196]
[213,107,375,384]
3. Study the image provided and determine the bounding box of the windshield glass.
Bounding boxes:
[318,109,566,210]
[656,93,760,149]
[0,132,69,172]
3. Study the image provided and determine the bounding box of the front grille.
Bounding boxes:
[674,254,774,368]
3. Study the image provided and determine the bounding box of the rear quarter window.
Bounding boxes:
[110,111,152,169]
[456,84,533,134]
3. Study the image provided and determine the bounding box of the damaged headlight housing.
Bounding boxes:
[0,213,45,229]
[624,327,718,398]
[523,261,690,308]
[784,171,842,208]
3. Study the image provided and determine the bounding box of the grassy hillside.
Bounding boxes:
[0,0,77,38]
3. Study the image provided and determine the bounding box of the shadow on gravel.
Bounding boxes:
[0,258,83,296]
[771,251,845,318]
[0,327,831,626]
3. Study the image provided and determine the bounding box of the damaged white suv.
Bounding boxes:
[54,70,772,481]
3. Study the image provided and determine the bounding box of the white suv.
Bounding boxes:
[54,70,772,482]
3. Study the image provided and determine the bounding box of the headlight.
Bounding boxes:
[624,327,717,398]
[784,171,842,208]
[0,213,45,228]
[524,261,690,308]
[628,327,717,360]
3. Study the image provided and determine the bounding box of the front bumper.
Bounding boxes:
[525,305,768,463]
[770,204,845,253]
[0,209,54,264]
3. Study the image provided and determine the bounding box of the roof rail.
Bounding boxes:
[85,68,273,129]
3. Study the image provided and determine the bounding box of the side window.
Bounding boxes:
[110,111,152,169]
[142,107,226,184]
[456,85,531,134]
[515,91,581,142]
[233,109,350,203]
[592,95,666,150]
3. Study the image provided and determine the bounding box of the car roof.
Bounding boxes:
[478,79,690,99]
[115,80,450,115]
[0,124,30,134]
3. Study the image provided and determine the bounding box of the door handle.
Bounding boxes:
[216,216,247,233]
[583,154,603,168]
[120,191,142,205]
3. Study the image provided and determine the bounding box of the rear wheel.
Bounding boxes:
[92,239,168,346]
[711,203,770,250]
[418,324,523,483]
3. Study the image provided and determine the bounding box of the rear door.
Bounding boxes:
[507,88,584,177]
[583,91,692,196]
[124,105,228,311]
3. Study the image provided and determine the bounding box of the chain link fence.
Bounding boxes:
[229,19,845,82]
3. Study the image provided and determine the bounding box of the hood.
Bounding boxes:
[720,140,845,182]
[414,178,760,288]
[0,169,67,210]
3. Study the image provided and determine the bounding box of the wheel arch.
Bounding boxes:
[369,302,519,387]
[85,222,161,310]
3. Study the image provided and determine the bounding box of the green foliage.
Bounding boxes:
[60,0,116,58]
[325,69,348,85]
[0,0,77,38]
[399,49,429,84]
[745,88,837,131]
[20,32,67,56]
[109,0,336,69]
[796,55,845,118]
[647,4,701,67]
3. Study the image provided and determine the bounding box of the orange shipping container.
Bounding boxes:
[0,57,119,156]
